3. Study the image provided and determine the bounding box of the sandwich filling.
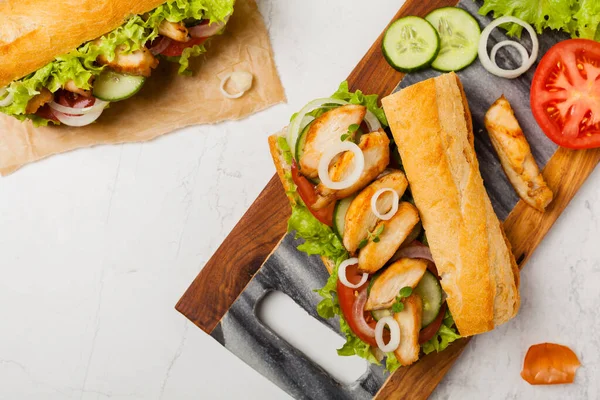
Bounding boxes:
[273,82,460,372]
[0,0,234,126]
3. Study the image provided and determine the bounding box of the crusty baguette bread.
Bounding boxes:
[382,73,520,337]
[0,0,166,87]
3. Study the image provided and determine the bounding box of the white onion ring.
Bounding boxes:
[318,141,365,190]
[219,72,253,99]
[392,243,434,263]
[375,316,401,353]
[149,36,172,55]
[490,40,529,72]
[370,188,399,220]
[0,87,14,107]
[53,101,108,126]
[49,99,108,115]
[286,98,382,153]
[478,16,539,79]
[189,15,230,38]
[352,288,376,339]
[338,258,368,289]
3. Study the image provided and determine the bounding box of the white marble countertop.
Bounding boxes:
[1,1,599,399]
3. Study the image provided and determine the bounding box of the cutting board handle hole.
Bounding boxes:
[256,290,368,385]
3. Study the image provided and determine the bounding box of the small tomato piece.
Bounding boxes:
[521,343,581,385]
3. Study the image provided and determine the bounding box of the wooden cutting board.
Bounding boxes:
[176,0,600,398]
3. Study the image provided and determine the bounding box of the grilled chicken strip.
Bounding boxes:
[312,129,390,210]
[343,170,408,254]
[158,20,190,42]
[365,258,428,310]
[64,80,92,97]
[299,104,367,179]
[484,96,553,211]
[25,88,53,114]
[358,202,420,274]
[394,294,423,366]
[97,44,158,77]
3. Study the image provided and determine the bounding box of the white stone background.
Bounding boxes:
[1,0,599,399]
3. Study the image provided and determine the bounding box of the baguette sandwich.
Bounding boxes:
[268,73,519,370]
[0,0,234,127]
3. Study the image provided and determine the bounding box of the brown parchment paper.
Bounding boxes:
[0,0,285,176]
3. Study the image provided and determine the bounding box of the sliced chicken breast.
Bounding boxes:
[312,129,390,210]
[393,294,423,366]
[25,88,52,114]
[343,170,408,254]
[299,104,366,178]
[358,201,419,274]
[97,45,158,77]
[484,96,553,211]
[158,20,190,42]
[365,258,428,311]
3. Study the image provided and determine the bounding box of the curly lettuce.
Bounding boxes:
[479,0,600,40]
[0,0,234,124]
[422,311,461,355]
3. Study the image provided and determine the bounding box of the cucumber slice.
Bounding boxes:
[332,196,355,239]
[425,7,481,72]
[93,70,146,102]
[371,308,393,322]
[382,16,440,73]
[294,120,313,162]
[413,270,443,327]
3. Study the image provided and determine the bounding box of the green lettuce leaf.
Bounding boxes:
[0,0,234,123]
[385,352,401,373]
[331,81,388,127]
[164,44,208,75]
[479,0,600,40]
[421,310,461,355]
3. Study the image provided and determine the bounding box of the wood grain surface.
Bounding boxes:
[176,0,600,398]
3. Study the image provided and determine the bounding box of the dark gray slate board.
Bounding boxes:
[210,1,569,398]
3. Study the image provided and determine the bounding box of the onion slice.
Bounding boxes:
[149,36,172,55]
[478,16,539,79]
[49,99,108,116]
[189,15,230,38]
[53,101,109,127]
[338,258,368,289]
[220,71,253,99]
[286,98,382,153]
[318,141,365,190]
[352,288,376,339]
[375,316,401,353]
[370,188,399,220]
[0,87,14,107]
[392,243,434,263]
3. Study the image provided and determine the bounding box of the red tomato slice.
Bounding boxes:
[531,39,600,149]
[160,37,207,57]
[35,104,58,122]
[291,162,335,227]
[521,343,581,385]
[418,302,446,344]
[337,264,378,347]
[55,89,95,110]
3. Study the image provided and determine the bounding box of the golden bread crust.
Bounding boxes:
[382,73,520,337]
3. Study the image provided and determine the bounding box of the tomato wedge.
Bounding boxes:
[337,264,378,347]
[531,39,600,149]
[291,162,335,226]
[521,343,581,385]
[418,302,447,344]
[160,37,207,57]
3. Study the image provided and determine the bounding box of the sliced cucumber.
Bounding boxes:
[371,308,393,322]
[425,7,480,72]
[93,70,146,102]
[413,270,443,327]
[332,196,355,239]
[294,120,313,162]
[382,16,440,73]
